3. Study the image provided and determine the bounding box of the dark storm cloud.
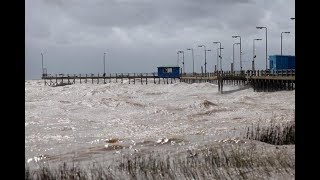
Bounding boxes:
[26,0,294,79]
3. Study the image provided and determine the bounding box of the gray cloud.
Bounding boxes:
[26,0,294,80]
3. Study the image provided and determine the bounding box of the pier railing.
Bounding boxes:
[180,69,295,78]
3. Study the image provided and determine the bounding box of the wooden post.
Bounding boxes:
[134,73,136,84]
[221,79,223,93]
[116,73,117,83]
[104,73,106,84]
[218,77,220,92]
[110,73,111,83]
[73,74,76,84]
[153,73,156,84]
[67,74,70,84]
[145,73,147,85]
[80,74,82,84]
[121,73,123,83]
[97,74,99,84]
[140,73,143,85]
[85,74,87,83]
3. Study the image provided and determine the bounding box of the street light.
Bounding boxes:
[198,45,207,73]
[205,49,212,73]
[41,52,44,76]
[253,39,262,71]
[103,52,107,76]
[233,43,240,71]
[216,48,219,72]
[178,50,185,74]
[213,42,222,70]
[281,32,290,55]
[177,51,179,66]
[232,36,242,70]
[256,26,268,70]
[219,48,224,71]
[186,48,195,74]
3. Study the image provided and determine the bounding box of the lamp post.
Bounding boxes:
[41,52,44,76]
[232,36,242,71]
[178,50,185,74]
[186,48,194,75]
[103,52,107,76]
[216,48,219,72]
[198,45,207,74]
[177,51,180,66]
[213,42,222,71]
[256,26,268,70]
[281,32,290,56]
[252,39,262,71]
[205,49,211,73]
[219,48,224,71]
[233,43,240,72]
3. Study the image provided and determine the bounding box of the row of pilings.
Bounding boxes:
[42,70,295,92]
[250,79,295,92]
[43,73,180,86]
[180,70,295,93]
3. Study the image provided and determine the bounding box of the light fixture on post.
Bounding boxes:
[198,45,207,74]
[233,43,240,72]
[178,51,185,74]
[281,32,290,55]
[186,48,194,75]
[213,42,222,71]
[256,26,268,70]
[253,39,262,71]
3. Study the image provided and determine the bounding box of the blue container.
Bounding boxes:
[269,55,295,71]
[157,66,180,78]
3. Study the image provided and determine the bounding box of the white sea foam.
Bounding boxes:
[25,80,295,165]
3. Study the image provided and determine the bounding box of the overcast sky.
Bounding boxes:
[26,0,295,80]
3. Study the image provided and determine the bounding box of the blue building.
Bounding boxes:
[157,66,180,78]
[269,55,295,71]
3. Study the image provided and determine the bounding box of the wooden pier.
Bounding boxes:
[180,69,295,93]
[41,73,179,86]
[42,69,295,93]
